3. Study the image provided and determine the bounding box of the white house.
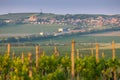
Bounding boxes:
[40,32,44,36]
[58,28,68,32]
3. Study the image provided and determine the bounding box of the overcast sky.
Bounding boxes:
[0,0,120,15]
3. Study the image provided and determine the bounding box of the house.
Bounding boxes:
[29,15,38,22]
[39,32,44,36]
[58,28,68,32]
[4,19,12,23]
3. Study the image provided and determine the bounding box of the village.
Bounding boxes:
[3,13,120,27]
[0,13,120,43]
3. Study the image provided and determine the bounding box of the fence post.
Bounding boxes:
[21,52,24,64]
[7,43,11,56]
[96,43,99,63]
[71,40,75,80]
[76,49,80,80]
[76,49,79,59]
[91,48,94,57]
[112,41,116,80]
[102,52,105,58]
[112,41,115,60]
[12,51,15,59]
[28,53,32,78]
[42,51,45,56]
[54,46,59,57]
[36,46,39,69]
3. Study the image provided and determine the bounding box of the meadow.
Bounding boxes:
[0,23,120,58]
[0,25,120,80]
[0,36,120,58]
[0,24,72,34]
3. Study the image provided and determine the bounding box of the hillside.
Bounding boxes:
[0,24,72,34]
[0,13,120,39]
[0,13,120,28]
[0,13,120,20]
[82,31,120,36]
[0,13,120,27]
[0,13,38,20]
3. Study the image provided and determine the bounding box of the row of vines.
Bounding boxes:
[0,40,120,80]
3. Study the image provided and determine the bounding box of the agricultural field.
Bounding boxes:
[83,31,120,36]
[0,36,120,58]
[0,23,120,79]
[0,32,120,80]
[0,40,120,80]
[33,35,120,44]
[0,24,72,34]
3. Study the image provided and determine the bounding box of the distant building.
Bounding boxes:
[58,28,68,32]
[39,32,44,36]
[29,15,38,22]
[39,32,50,36]
[4,19,12,23]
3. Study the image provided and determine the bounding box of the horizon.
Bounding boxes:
[0,12,120,15]
[0,0,120,15]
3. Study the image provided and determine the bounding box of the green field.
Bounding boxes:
[0,43,120,59]
[0,36,120,58]
[0,13,57,20]
[0,23,120,58]
[0,24,73,34]
[33,35,120,44]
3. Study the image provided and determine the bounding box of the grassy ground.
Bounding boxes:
[33,36,120,44]
[0,41,120,59]
[0,24,73,34]
[1,35,119,56]
[0,23,120,58]
[0,46,120,59]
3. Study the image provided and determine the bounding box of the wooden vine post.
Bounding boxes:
[42,51,45,56]
[54,46,59,57]
[112,41,115,60]
[76,49,80,80]
[36,46,39,69]
[71,40,75,80]
[102,52,105,58]
[76,49,79,59]
[112,41,116,80]
[7,43,11,56]
[28,53,32,78]
[21,52,24,64]
[91,48,94,57]
[96,43,99,63]
[12,51,15,59]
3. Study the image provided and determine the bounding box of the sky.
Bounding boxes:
[0,0,120,15]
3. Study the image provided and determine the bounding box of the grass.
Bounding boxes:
[0,45,120,59]
[0,24,73,34]
[0,13,38,20]
[0,23,120,58]
[0,13,57,20]
[33,36,120,44]
[0,40,120,58]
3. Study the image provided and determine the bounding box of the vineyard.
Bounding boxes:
[0,40,120,80]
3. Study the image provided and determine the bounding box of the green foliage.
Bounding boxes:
[42,69,66,80]
[0,53,120,80]
[38,55,59,74]
[10,57,30,80]
[0,54,11,74]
